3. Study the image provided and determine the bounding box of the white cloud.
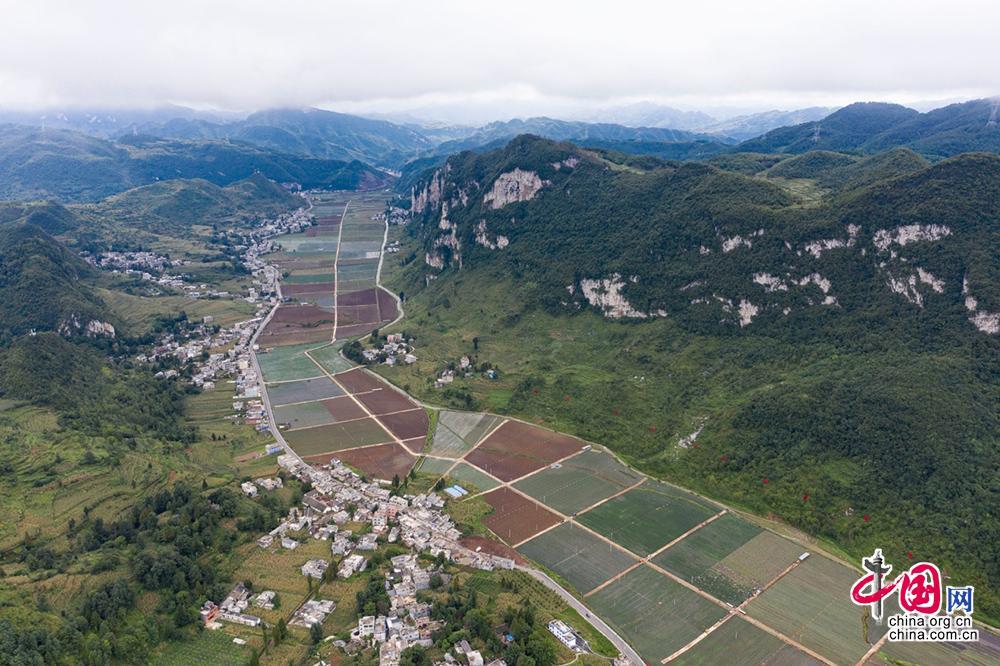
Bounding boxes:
[0,0,995,117]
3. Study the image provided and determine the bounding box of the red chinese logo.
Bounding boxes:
[852,560,942,615]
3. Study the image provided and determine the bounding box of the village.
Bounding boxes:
[199,451,564,666]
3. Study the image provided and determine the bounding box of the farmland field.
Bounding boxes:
[150,627,252,666]
[257,342,325,382]
[333,442,416,481]
[308,341,353,374]
[417,456,456,476]
[429,411,502,457]
[514,449,641,515]
[576,481,718,556]
[356,386,420,414]
[746,553,882,664]
[588,565,727,663]
[712,530,809,592]
[378,408,430,440]
[874,637,1000,665]
[466,420,584,481]
[273,400,338,429]
[481,487,562,545]
[518,523,636,594]
[283,417,391,456]
[670,616,823,666]
[447,462,501,492]
[266,377,344,405]
[652,512,762,604]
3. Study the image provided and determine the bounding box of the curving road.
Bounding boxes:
[516,565,643,666]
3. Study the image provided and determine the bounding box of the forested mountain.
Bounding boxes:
[429,116,730,157]
[0,220,113,341]
[139,107,433,167]
[698,106,837,140]
[410,135,997,339]
[740,98,1000,157]
[82,174,298,234]
[0,124,391,202]
[397,135,999,618]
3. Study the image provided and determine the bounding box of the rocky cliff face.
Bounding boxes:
[407,136,999,337]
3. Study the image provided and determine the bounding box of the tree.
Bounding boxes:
[310,622,324,644]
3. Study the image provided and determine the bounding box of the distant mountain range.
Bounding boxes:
[0,97,998,203]
[0,124,391,202]
[739,99,1000,158]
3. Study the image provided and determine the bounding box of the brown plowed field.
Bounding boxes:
[334,443,416,481]
[337,304,380,326]
[356,388,418,415]
[481,487,562,545]
[376,288,398,320]
[334,368,383,393]
[338,288,379,306]
[378,409,429,440]
[401,437,425,454]
[321,396,368,421]
[271,304,335,325]
[258,328,333,346]
[465,421,584,482]
[282,283,334,297]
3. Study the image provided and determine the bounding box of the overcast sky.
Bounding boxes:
[0,0,996,122]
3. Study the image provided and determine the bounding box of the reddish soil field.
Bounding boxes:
[481,487,562,545]
[334,368,384,393]
[460,535,528,565]
[400,437,425,454]
[333,443,416,481]
[337,304,380,326]
[306,225,339,236]
[356,388,418,415]
[338,288,380,306]
[272,258,336,271]
[336,322,382,338]
[314,214,342,224]
[271,304,335,325]
[258,327,332,346]
[466,421,584,482]
[378,409,429,440]
[321,396,368,421]
[282,283,334,297]
[376,288,399,320]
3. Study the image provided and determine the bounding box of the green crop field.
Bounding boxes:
[448,462,500,492]
[257,342,326,382]
[150,627,252,666]
[307,341,354,374]
[273,401,338,429]
[417,456,455,475]
[876,637,1000,666]
[652,512,762,605]
[745,554,880,664]
[518,523,636,594]
[284,417,391,456]
[588,565,727,663]
[514,449,641,515]
[576,481,718,556]
[266,377,344,405]
[429,411,501,457]
[284,272,335,284]
[713,530,808,592]
[670,616,820,666]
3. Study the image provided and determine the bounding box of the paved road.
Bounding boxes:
[516,565,643,666]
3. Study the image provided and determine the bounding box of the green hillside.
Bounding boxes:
[0,124,392,202]
[0,221,112,342]
[386,135,999,621]
[739,99,1000,158]
[83,174,297,234]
